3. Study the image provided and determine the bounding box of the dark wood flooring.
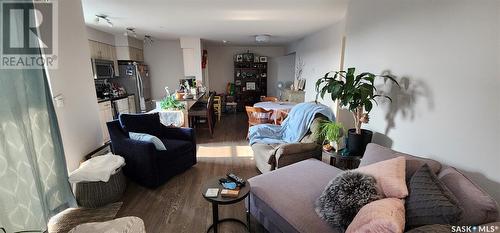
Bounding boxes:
[116,113,267,233]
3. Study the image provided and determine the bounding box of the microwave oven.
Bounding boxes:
[92,59,115,79]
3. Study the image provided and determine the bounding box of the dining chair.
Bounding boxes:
[274,109,290,125]
[261,96,279,102]
[213,95,222,121]
[189,93,215,136]
[245,106,274,139]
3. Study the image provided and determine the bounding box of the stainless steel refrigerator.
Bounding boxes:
[116,61,153,113]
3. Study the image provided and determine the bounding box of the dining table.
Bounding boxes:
[253,101,297,123]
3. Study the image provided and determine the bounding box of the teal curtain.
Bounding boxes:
[0,1,76,232]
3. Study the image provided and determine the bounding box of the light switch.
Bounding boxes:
[54,94,64,108]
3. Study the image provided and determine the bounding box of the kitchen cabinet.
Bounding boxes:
[113,98,130,117]
[89,40,119,76]
[116,46,144,61]
[98,101,113,143]
[128,95,136,113]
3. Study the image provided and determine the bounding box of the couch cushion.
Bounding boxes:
[360,143,442,180]
[437,166,499,225]
[119,113,164,136]
[356,157,408,198]
[300,115,327,143]
[405,164,462,229]
[315,171,380,229]
[346,198,405,233]
[249,159,343,233]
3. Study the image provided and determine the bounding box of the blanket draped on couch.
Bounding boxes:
[249,102,335,145]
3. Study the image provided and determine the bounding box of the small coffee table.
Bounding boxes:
[202,178,251,233]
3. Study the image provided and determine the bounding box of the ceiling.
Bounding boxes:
[82,0,348,46]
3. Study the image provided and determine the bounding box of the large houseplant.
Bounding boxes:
[315,67,399,156]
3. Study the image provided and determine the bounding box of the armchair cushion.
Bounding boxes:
[119,113,164,136]
[129,132,166,151]
[159,139,194,162]
[300,115,328,143]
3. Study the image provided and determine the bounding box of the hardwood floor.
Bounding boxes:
[116,113,267,233]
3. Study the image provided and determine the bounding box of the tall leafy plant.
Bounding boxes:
[315,67,399,134]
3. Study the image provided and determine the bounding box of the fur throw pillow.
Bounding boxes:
[315,171,381,229]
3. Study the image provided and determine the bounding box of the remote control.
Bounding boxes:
[227,173,246,186]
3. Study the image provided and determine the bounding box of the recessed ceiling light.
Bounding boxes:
[255,34,271,44]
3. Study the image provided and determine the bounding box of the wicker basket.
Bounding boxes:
[74,168,126,208]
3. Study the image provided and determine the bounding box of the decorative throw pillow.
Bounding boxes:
[315,171,380,229]
[405,164,462,229]
[129,132,167,151]
[346,198,405,233]
[438,166,498,225]
[356,156,408,198]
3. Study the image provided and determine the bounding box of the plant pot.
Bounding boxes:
[347,129,373,157]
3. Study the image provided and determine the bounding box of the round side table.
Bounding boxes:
[202,178,251,233]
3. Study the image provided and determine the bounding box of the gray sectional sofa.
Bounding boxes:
[247,143,499,233]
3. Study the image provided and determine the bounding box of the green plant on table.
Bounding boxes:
[319,120,344,149]
[160,94,185,110]
[315,67,399,135]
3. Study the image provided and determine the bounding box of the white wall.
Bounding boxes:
[344,0,500,202]
[206,46,286,94]
[268,54,295,97]
[143,40,185,100]
[286,21,351,126]
[48,0,102,172]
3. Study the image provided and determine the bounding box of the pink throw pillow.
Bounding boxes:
[346,198,405,233]
[356,156,408,198]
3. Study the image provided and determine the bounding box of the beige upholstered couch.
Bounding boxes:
[251,115,326,173]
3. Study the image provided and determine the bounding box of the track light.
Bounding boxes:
[144,35,154,46]
[124,27,137,37]
[95,14,113,27]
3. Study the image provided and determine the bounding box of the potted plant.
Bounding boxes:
[315,67,399,156]
[319,120,344,152]
[160,94,185,111]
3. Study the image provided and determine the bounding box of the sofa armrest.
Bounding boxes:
[274,143,322,168]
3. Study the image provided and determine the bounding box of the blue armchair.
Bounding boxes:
[107,113,197,188]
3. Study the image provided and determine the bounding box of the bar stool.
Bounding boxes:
[213,95,222,121]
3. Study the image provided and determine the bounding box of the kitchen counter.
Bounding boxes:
[153,92,206,110]
[97,94,135,103]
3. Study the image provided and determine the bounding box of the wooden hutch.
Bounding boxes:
[233,52,267,110]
